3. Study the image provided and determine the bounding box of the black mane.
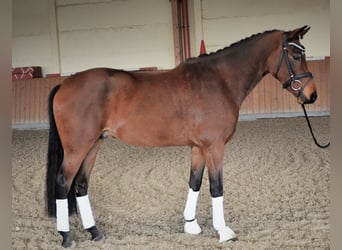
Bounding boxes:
[185,29,281,62]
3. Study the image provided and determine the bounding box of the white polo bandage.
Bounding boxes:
[56,199,69,232]
[76,195,95,229]
[183,188,200,221]
[212,196,226,230]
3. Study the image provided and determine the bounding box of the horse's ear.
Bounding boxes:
[287,25,311,40]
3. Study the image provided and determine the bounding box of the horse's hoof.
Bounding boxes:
[92,233,104,242]
[86,226,104,241]
[62,240,76,248]
[217,226,237,242]
[59,231,76,248]
[184,219,202,235]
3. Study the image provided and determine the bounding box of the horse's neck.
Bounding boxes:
[216,36,279,106]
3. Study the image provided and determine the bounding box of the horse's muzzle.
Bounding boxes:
[302,91,317,104]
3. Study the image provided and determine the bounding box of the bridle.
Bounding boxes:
[275,33,313,98]
[275,33,330,149]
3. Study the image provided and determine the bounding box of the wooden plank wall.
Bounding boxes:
[12,58,330,127]
[12,77,66,127]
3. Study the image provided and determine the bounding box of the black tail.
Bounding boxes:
[46,84,77,217]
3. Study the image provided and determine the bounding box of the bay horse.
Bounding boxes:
[46,26,317,247]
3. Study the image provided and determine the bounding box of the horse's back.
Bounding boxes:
[52,68,187,145]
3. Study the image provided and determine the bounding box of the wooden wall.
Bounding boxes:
[12,77,66,127]
[12,58,330,128]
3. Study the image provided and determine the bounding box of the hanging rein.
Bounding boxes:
[276,33,330,149]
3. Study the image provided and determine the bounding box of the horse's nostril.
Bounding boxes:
[310,92,317,103]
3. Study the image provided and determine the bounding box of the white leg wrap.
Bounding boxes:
[76,195,95,229]
[212,196,226,230]
[56,199,69,232]
[183,188,199,221]
[212,196,236,242]
[183,188,201,235]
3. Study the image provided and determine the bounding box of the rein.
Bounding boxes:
[301,104,330,149]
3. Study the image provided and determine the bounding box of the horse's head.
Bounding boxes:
[273,26,317,104]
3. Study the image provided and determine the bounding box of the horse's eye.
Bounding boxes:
[293,54,301,61]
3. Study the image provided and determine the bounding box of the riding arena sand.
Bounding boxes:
[12,116,330,249]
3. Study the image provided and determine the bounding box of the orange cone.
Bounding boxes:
[200,39,206,55]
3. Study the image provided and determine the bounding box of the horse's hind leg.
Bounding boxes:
[183,146,205,235]
[55,153,86,248]
[56,139,102,247]
[74,139,103,241]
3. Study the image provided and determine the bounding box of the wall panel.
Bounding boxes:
[196,0,330,59]
[12,77,66,127]
[57,0,175,74]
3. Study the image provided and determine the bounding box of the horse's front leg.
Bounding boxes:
[183,146,205,235]
[204,142,237,242]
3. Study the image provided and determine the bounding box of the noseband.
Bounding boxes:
[275,33,313,97]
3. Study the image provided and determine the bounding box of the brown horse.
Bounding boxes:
[46,26,317,247]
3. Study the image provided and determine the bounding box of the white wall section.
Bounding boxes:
[56,0,175,74]
[193,0,329,58]
[12,0,60,76]
[12,0,330,75]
